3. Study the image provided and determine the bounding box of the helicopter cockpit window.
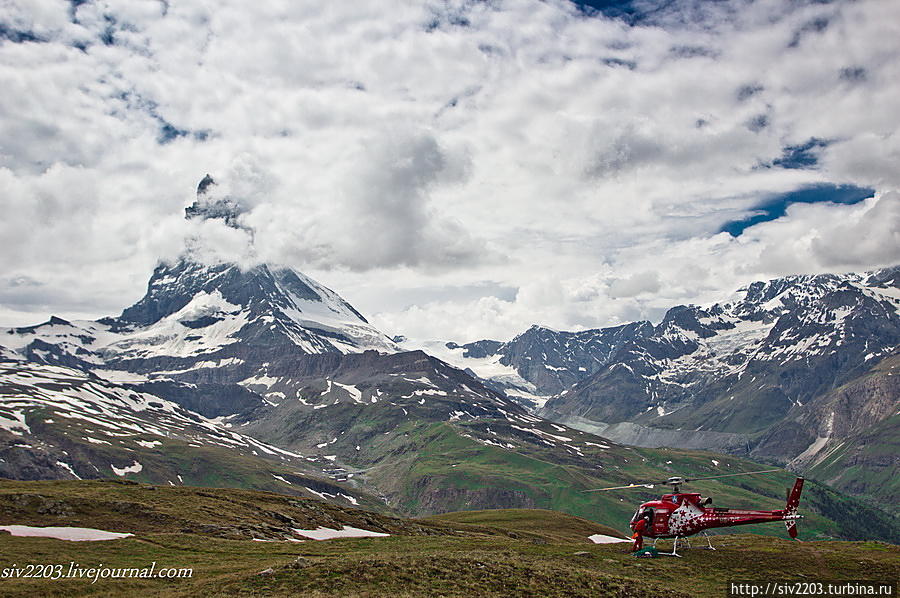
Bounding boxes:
[633,507,653,520]
[631,507,654,526]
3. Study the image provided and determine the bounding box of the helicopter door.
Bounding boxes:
[651,508,669,535]
[634,507,665,536]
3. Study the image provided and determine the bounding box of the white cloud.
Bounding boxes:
[607,271,661,299]
[810,192,900,269]
[1,0,898,343]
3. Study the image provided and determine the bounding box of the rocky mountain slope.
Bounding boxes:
[446,321,652,399]
[752,353,900,503]
[4,302,893,540]
[0,356,381,510]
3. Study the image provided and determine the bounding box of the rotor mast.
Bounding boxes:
[665,477,686,493]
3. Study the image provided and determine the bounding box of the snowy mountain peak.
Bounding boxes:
[3,252,398,380]
[3,175,401,380]
[442,266,899,421]
[113,175,398,356]
[113,258,390,351]
[538,265,900,437]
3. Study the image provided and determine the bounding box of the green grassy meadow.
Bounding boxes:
[0,481,896,597]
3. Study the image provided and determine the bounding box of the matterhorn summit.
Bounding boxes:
[3,176,399,388]
[184,174,249,229]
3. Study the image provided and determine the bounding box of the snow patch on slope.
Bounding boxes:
[292,526,389,540]
[0,525,133,541]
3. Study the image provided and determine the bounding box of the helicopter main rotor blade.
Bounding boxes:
[581,468,782,492]
[684,469,782,483]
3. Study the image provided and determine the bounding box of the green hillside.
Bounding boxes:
[355,420,900,543]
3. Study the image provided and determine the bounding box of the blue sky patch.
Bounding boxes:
[571,0,669,24]
[0,23,44,43]
[721,184,875,237]
[772,138,831,169]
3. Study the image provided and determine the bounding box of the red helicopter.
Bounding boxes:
[586,469,804,556]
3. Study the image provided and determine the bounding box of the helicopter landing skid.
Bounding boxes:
[653,533,715,556]
[699,531,716,550]
[656,537,683,557]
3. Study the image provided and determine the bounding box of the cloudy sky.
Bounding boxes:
[1,0,899,344]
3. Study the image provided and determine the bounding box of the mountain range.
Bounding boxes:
[447,267,900,503]
[1,176,897,541]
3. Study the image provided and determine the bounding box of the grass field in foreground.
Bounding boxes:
[0,532,897,598]
[427,508,628,543]
[0,480,896,597]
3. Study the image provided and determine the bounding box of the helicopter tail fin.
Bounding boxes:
[786,477,804,512]
[784,477,803,540]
